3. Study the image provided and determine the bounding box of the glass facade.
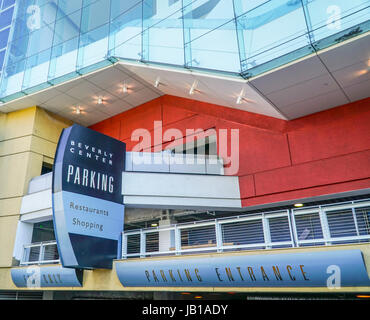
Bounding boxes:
[0,0,369,103]
[0,0,15,81]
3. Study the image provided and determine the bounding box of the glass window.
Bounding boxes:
[0,50,5,70]
[0,6,14,30]
[236,0,312,75]
[143,0,184,65]
[55,0,83,18]
[31,221,56,243]
[0,28,9,49]
[2,0,15,10]
[182,0,240,72]
[80,0,110,34]
[109,0,143,60]
[304,0,370,44]
[22,50,52,91]
[233,0,269,16]
[48,36,79,83]
[190,19,240,72]
[77,23,109,71]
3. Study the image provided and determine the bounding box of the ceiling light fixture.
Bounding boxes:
[151,223,158,227]
[75,106,82,115]
[97,96,103,105]
[294,203,304,208]
[189,80,199,95]
[122,82,128,94]
[236,88,252,104]
[154,76,161,88]
[236,95,243,105]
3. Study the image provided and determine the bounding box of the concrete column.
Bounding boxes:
[159,218,176,252]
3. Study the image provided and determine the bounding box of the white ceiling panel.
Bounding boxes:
[25,88,61,105]
[332,60,370,88]
[0,104,13,113]
[104,76,147,98]
[102,99,133,116]
[122,87,161,107]
[41,93,80,113]
[343,78,370,102]
[279,89,349,119]
[266,73,345,107]
[5,96,40,110]
[84,89,119,107]
[123,64,195,92]
[250,54,328,95]
[195,74,283,118]
[318,33,370,72]
[85,66,130,90]
[120,62,286,119]
[65,80,102,101]
[82,109,112,124]
[54,77,84,93]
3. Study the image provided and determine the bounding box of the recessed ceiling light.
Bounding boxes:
[154,76,161,88]
[122,82,128,94]
[236,88,245,104]
[75,106,82,115]
[151,223,158,227]
[356,69,368,76]
[294,203,304,208]
[189,80,198,95]
[97,97,103,105]
[236,88,255,104]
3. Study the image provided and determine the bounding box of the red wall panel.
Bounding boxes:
[287,98,370,164]
[90,95,370,208]
[241,178,370,207]
[162,104,197,126]
[254,150,370,196]
[118,99,163,140]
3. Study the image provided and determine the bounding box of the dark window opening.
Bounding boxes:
[41,162,53,175]
[31,221,55,243]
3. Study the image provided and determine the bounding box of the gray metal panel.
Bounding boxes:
[169,154,206,174]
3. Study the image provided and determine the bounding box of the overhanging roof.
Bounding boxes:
[0,32,368,125]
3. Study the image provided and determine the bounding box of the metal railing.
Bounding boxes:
[20,241,60,266]
[18,199,370,263]
[121,199,370,259]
